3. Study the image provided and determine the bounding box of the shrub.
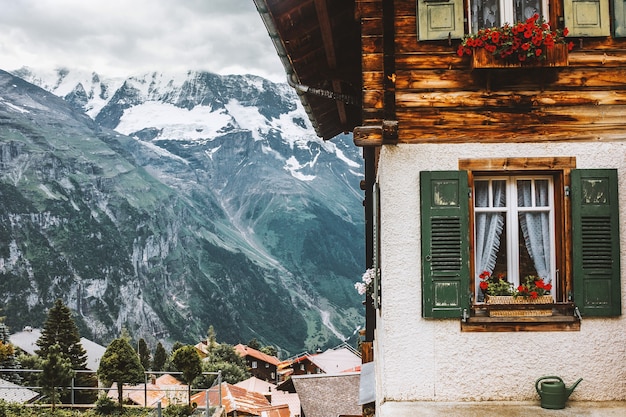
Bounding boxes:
[94,395,117,415]
[163,404,196,417]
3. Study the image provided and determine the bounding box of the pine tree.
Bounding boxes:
[153,342,167,372]
[137,338,151,371]
[40,344,74,410]
[36,299,96,403]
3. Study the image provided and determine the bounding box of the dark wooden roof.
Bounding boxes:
[254,0,362,140]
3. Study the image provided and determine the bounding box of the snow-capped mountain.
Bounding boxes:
[0,67,365,354]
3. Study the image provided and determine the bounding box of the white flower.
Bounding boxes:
[355,268,377,296]
[354,282,367,295]
[362,268,375,286]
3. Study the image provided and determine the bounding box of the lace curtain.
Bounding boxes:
[474,179,552,300]
[518,180,551,282]
[474,180,505,301]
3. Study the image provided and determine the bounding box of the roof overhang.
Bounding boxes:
[253,0,362,140]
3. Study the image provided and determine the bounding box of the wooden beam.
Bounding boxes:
[353,125,383,147]
[314,0,347,127]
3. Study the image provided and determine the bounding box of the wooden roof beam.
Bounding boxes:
[314,0,348,127]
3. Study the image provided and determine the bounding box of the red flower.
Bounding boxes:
[544,283,553,291]
[535,280,544,289]
[530,291,539,299]
[518,285,525,292]
[480,281,489,290]
[563,27,569,36]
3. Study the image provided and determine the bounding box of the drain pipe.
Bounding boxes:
[287,74,358,105]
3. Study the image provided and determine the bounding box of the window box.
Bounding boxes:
[472,43,569,69]
[486,295,554,317]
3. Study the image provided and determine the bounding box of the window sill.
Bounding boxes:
[461,303,581,332]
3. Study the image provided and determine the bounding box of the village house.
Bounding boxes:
[107,374,187,407]
[234,343,281,382]
[191,382,290,417]
[235,376,301,417]
[255,0,626,415]
[9,326,105,371]
[287,346,361,376]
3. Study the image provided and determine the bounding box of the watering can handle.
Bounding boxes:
[535,376,563,394]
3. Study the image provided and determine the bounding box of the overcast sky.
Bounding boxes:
[0,0,287,82]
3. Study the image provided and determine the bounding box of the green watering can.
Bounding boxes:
[535,376,583,409]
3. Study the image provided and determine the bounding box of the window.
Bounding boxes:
[470,0,548,31]
[473,175,557,301]
[416,0,615,40]
[420,161,621,323]
[252,361,258,369]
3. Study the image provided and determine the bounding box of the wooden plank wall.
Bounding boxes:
[356,0,626,145]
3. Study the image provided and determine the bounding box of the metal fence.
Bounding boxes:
[0,368,222,416]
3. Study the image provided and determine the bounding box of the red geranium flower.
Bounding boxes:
[457,14,570,63]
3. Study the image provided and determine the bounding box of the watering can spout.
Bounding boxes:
[566,378,583,399]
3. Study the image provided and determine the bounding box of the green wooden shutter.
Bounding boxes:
[417,0,464,41]
[614,0,626,37]
[420,171,470,318]
[571,169,621,316]
[563,0,610,36]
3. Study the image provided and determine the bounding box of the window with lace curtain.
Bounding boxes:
[473,176,556,302]
[419,159,621,322]
[470,0,548,31]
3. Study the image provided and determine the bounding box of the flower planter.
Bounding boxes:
[486,295,554,317]
[472,44,569,69]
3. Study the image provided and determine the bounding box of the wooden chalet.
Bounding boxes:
[256,0,626,415]
[234,344,281,382]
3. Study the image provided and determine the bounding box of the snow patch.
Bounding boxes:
[116,102,232,141]
[0,97,30,113]
[284,156,316,181]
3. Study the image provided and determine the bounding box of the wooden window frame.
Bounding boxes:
[459,157,580,331]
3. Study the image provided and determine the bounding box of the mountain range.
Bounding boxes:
[0,67,365,356]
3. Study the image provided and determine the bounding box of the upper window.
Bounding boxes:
[470,0,548,31]
[416,0,616,40]
[473,175,557,301]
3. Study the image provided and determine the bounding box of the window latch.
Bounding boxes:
[462,308,469,322]
[574,306,582,321]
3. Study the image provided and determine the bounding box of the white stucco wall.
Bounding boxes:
[374,142,626,408]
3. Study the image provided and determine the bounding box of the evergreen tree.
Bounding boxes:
[171,345,202,406]
[36,299,96,403]
[171,341,184,354]
[40,344,74,410]
[260,345,278,357]
[0,322,21,383]
[137,338,151,371]
[206,326,217,353]
[196,343,249,388]
[153,342,167,372]
[247,338,261,350]
[98,337,145,412]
